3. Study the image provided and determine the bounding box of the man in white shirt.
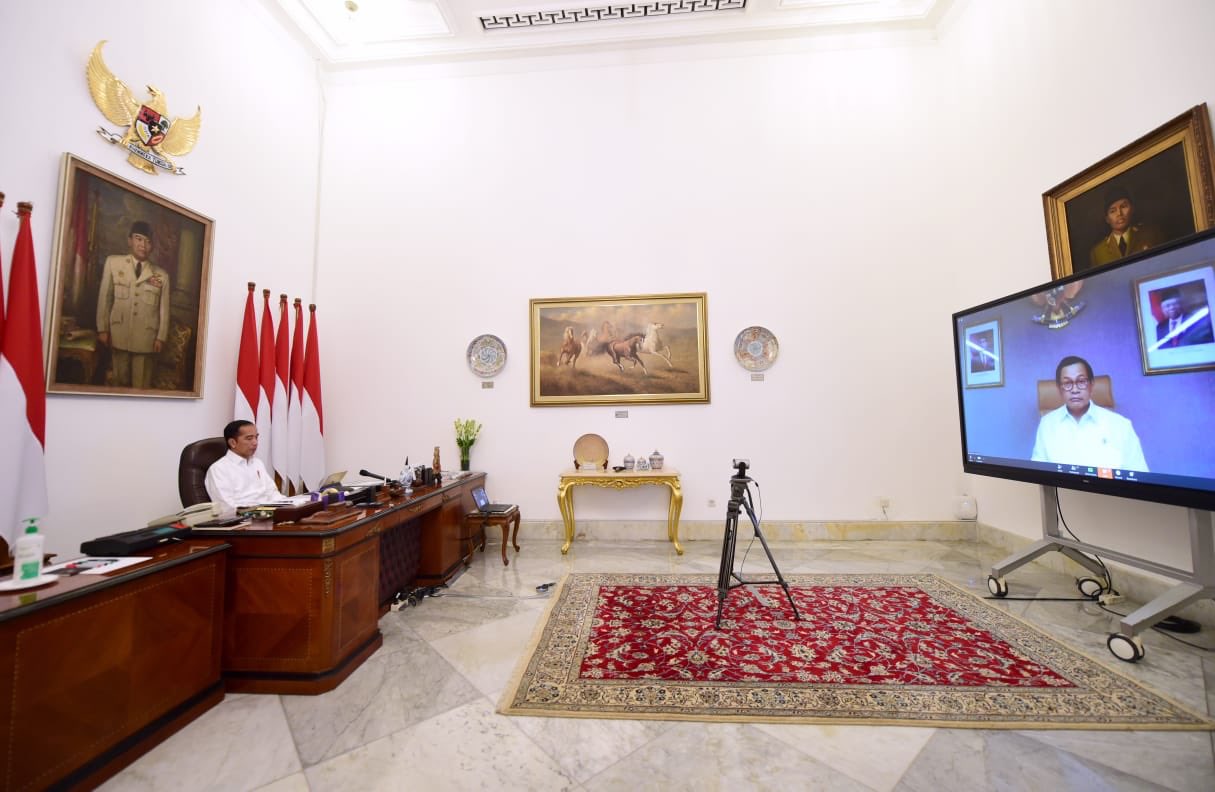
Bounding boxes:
[1031,356,1148,471]
[205,420,284,513]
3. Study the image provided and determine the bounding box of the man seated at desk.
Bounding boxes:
[205,420,284,514]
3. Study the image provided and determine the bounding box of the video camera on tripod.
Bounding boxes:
[715,458,801,628]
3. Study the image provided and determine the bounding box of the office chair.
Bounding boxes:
[178,437,228,507]
[1036,374,1114,415]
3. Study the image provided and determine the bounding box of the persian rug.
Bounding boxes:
[499,573,1215,729]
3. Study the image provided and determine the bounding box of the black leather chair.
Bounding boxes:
[179,437,228,507]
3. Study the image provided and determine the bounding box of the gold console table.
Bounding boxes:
[556,468,683,555]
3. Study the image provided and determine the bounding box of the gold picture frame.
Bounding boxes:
[529,292,710,407]
[45,154,213,397]
[1043,104,1215,280]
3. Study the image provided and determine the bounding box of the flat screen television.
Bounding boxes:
[953,228,1215,512]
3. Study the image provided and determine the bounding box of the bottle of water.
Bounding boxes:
[13,518,44,582]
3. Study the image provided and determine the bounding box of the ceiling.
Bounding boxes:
[265,0,954,65]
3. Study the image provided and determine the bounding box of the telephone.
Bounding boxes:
[146,501,217,528]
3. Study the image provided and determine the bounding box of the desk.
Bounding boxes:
[0,542,227,792]
[556,468,683,555]
[191,473,484,695]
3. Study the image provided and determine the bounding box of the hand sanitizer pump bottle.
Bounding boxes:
[14,519,44,582]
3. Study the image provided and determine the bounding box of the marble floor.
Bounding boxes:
[101,538,1215,791]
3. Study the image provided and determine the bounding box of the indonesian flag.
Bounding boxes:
[286,298,305,493]
[256,289,275,469]
[271,294,290,488]
[233,283,259,425]
[300,303,325,491]
[0,195,5,351]
[0,203,49,547]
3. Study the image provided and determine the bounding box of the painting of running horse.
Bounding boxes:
[530,293,710,406]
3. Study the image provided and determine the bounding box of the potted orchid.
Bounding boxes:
[454,418,482,471]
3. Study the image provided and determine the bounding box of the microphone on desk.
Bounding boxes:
[359,469,392,483]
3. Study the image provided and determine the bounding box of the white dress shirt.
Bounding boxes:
[1030,402,1148,471]
[204,449,284,513]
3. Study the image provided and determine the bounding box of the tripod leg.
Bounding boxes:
[745,504,802,621]
[716,511,739,629]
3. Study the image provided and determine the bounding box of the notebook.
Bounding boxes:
[471,486,513,514]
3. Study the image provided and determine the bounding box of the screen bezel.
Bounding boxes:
[952,228,1215,512]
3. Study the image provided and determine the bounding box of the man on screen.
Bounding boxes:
[1031,355,1148,471]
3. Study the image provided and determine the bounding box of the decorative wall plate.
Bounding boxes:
[734,326,779,371]
[573,433,609,469]
[467,334,507,377]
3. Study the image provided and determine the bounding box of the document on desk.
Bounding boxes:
[44,556,152,575]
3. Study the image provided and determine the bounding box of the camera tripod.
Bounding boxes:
[715,462,801,628]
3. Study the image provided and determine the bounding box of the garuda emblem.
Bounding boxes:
[87,41,201,175]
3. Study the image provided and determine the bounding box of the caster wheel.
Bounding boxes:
[1077,577,1105,599]
[407,594,419,607]
[1107,633,1145,663]
[987,575,1008,597]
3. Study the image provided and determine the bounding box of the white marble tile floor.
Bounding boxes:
[99,538,1215,792]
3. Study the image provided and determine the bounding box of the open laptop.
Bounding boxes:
[471,485,512,514]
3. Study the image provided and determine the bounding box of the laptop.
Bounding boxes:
[471,486,512,514]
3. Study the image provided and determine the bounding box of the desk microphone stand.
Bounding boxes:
[715,462,801,629]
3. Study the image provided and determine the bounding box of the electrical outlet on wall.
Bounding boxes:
[707,499,716,508]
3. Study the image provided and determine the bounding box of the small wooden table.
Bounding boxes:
[556,468,683,555]
[463,507,521,566]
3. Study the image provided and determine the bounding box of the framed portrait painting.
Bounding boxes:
[1134,263,1215,375]
[1043,104,1215,280]
[962,319,1002,388]
[529,292,710,406]
[45,154,213,397]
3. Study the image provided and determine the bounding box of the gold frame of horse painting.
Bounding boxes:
[529,293,710,406]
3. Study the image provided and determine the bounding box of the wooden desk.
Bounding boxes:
[191,473,484,695]
[556,468,683,555]
[0,542,227,792]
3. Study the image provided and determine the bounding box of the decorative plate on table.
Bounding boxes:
[573,433,609,470]
[467,334,507,378]
[734,326,779,371]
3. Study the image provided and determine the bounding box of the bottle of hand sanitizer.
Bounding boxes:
[13,518,44,582]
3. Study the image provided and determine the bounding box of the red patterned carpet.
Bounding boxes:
[500,573,1214,729]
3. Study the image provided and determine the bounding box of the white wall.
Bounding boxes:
[315,0,1215,571]
[0,0,321,556]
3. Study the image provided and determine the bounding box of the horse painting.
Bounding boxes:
[607,334,648,374]
[640,322,673,367]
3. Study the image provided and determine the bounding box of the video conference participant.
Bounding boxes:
[1030,355,1148,471]
[204,420,284,513]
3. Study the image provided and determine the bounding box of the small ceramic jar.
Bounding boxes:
[649,450,664,470]
[622,453,635,470]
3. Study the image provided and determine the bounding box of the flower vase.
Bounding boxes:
[460,447,471,471]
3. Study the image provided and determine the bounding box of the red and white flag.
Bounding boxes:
[256,289,275,469]
[286,298,305,492]
[0,203,49,547]
[271,294,290,488]
[0,194,6,351]
[233,283,259,425]
[300,303,325,491]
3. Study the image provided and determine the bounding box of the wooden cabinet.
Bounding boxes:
[416,479,479,586]
[0,543,227,792]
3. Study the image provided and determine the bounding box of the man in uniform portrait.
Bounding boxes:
[1088,184,1165,269]
[96,220,171,388]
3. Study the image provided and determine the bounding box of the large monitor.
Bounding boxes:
[953,229,1215,511]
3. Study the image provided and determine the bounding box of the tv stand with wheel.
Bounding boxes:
[987,485,1215,663]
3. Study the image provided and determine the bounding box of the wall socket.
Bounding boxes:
[707,499,716,508]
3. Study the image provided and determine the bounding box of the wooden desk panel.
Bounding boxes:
[195,473,484,695]
[0,543,226,792]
